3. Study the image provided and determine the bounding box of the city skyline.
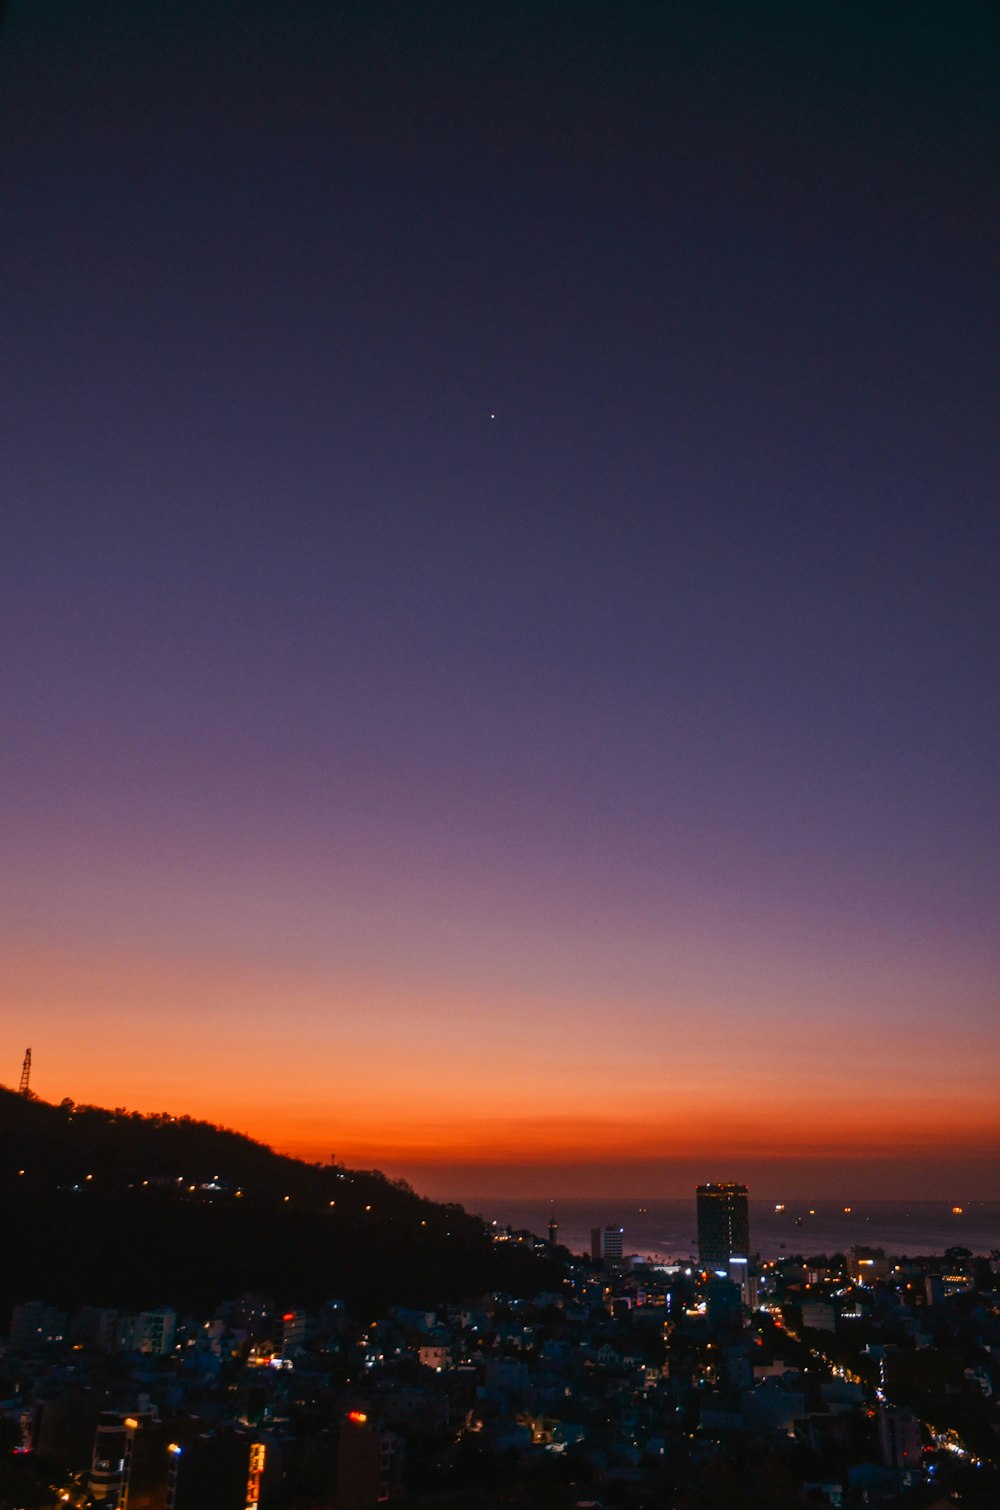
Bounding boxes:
[2,3,998,1202]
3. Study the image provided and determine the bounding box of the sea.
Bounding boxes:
[458,1198,1000,1262]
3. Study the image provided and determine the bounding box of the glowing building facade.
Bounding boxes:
[696,1183,750,1269]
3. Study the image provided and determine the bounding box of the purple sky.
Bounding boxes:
[1,2,998,1195]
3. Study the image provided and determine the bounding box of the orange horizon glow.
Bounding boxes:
[4,840,998,1205]
[15,1029,1000,1156]
[11,1041,1000,1202]
[9,1072,998,1203]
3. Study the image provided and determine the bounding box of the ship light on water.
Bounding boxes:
[774,1204,785,1213]
[952,1205,964,1215]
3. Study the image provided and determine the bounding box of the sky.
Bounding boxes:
[1,1,998,1201]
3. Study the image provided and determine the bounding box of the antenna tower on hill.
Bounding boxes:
[18,1047,31,1097]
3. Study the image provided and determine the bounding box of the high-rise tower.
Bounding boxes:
[696,1183,750,1269]
[591,1225,624,1265]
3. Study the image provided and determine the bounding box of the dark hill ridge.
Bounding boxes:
[0,1086,558,1317]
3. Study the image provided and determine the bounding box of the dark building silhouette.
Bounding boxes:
[704,1276,744,1332]
[696,1183,750,1268]
[878,1406,923,1471]
[31,1389,99,1472]
[336,1413,402,1509]
[165,1429,261,1510]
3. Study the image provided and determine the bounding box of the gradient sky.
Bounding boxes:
[2,2,998,1199]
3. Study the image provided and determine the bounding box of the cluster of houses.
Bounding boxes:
[2,1237,999,1507]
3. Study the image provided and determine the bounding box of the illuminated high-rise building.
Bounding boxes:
[696,1183,750,1269]
[591,1225,624,1264]
[88,1410,161,1505]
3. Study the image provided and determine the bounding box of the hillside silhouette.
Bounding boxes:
[0,1086,558,1319]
